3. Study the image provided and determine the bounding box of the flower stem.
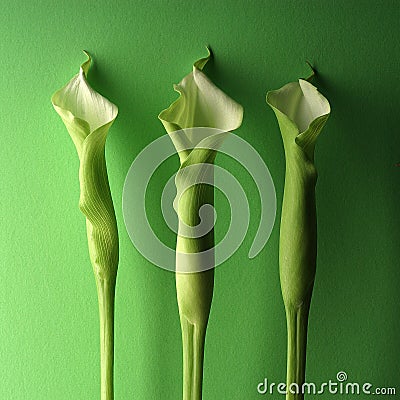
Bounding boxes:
[175,166,215,400]
[176,268,214,400]
[285,294,311,400]
[95,277,116,400]
[180,314,208,400]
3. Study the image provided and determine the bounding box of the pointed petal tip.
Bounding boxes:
[194,47,212,71]
[304,60,316,81]
[80,51,92,77]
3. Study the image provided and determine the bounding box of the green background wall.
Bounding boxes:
[1,0,399,398]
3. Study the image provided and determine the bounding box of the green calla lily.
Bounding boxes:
[159,49,243,400]
[267,78,330,400]
[52,52,119,400]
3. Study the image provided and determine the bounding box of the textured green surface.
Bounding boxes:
[0,1,399,399]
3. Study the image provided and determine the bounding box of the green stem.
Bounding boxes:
[176,268,214,400]
[95,277,116,400]
[176,178,215,400]
[285,298,311,400]
[280,147,317,400]
[180,315,207,400]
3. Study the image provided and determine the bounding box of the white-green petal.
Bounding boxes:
[52,51,118,157]
[267,79,330,135]
[159,48,243,161]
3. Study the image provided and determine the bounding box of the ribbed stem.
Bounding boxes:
[180,317,207,400]
[95,277,116,400]
[285,302,310,400]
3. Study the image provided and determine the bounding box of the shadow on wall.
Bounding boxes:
[316,71,400,377]
[88,58,183,399]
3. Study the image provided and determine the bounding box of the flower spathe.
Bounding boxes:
[52,51,118,142]
[267,79,330,159]
[51,51,119,400]
[52,51,118,279]
[267,78,330,400]
[159,48,243,161]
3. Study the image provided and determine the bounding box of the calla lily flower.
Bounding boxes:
[267,78,330,400]
[159,48,243,400]
[159,49,243,142]
[267,79,330,400]
[52,52,119,400]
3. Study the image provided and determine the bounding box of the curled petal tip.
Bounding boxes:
[81,50,92,77]
[194,47,212,71]
[305,61,316,82]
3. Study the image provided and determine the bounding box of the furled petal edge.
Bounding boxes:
[158,48,244,156]
[51,51,118,157]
